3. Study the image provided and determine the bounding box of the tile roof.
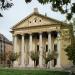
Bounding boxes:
[0,33,12,45]
[11,10,70,30]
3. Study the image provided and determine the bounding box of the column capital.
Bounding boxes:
[29,33,33,38]
[28,32,33,35]
[57,31,61,40]
[29,32,34,67]
[21,33,25,67]
[47,31,51,34]
[57,31,61,34]
[48,31,52,68]
[39,32,43,67]
[12,34,17,37]
[56,31,61,68]
[21,33,25,36]
[38,32,43,34]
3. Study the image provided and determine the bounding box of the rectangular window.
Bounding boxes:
[54,44,57,51]
[37,45,39,52]
[54,59,57,67]
[46,45,48,52]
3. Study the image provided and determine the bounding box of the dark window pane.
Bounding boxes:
[46,45,48,52]
[37,45,39,52]
[54,59,57,67]
[54,44,57,51]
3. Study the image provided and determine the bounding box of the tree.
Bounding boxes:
[65,45,75,65]
[72,18,75,37]
[9,52,19,65]
[7,51,19,67]
[30,50,39,67]
[0,52,6,64]
[43,51,52,68]
[25,0,75,20]
[63,18,75,66]
[43,50,58,68]
[65,38,75,65]
[0,0,13,17]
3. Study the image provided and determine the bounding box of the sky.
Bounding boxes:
[0,0,72,41]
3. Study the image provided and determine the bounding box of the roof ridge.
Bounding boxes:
[0,33,12,44]
[11,10,70,30]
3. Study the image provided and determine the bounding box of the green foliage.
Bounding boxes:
[50,51,58,59]
[43,50,58,66]
[0,69,71,75]
[7,51,19,67]
[0,52,6,61]
[9,52,19,62]
[0,51,19,62]
[66,13,73,21]
[65,39,75,65]
[43,52,52,65]
[0,0,13,17]
[38,0,50,4]
[0,13,3,17]
[30,51,39,66]
[30,51,39,61]
[64,19,75,65]
[0,51,19,67]
[25,0,75,20]
[25,0,32,3]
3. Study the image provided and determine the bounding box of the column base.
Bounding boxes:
[39,61,43,68]
[39,65,43,68]
[55,64,61,68]
[50,62,53,68]
[29,61,34,67]
[19,64,25,67]
[13,61,19,67]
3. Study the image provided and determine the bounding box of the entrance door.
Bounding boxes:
[36,45,39,66]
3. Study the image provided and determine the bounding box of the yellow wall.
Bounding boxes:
[12,13,73,67]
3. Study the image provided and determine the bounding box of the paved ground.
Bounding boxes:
[63,66,75,73]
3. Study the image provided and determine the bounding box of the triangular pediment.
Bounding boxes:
[12,12,61,29]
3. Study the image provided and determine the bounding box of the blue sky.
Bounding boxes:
[0,0,72,41]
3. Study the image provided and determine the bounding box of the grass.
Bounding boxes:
[0,68,74,75]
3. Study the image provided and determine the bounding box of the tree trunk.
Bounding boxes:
[73,60,75,65]
[7,60,11,68]
[34,60,36,67]
[46,64,47,68]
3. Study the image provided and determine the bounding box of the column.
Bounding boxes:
[56,32,61,67]
[29,34,34,67]
[13,35,17,53]
[21,34,25,67]
[39,32,43,67]
[2,38,4,54]
[48,32,53,68]
[13,35,18,67]
[48,32,51,52]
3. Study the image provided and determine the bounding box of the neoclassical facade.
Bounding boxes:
[0,33,12,65]
[11,9,73,68]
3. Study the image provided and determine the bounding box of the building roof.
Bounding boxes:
[11,8,70,30]
[0,33,12,45]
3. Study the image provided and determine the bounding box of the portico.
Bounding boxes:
[13,30,61,68]
[11,8,72,68]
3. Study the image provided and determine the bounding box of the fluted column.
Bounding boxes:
[2,38,4,53]
[48,32,51,52]
[13,35,18,67]
[21,34,25,67]
[29,34,34,67]
[39,32,43,67]
[56,32,61,67]
[48,32,53,68]
[13,35,17,53]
